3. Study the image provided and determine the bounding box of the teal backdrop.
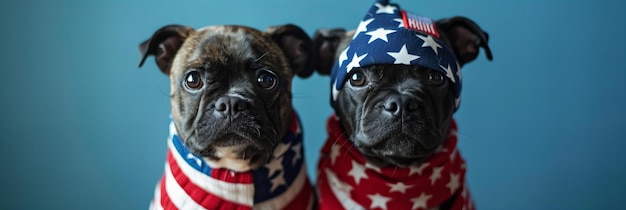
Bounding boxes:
[1,0,625,209]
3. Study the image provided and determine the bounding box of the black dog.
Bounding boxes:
[139,24,316,209]
[313,0,492,209]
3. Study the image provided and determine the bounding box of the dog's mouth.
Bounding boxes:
[188,134,274,171]
[184,115,280,171]
[355,132,439,167]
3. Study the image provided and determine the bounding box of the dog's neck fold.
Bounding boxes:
[316,115,475,210]
[150,111,313,210]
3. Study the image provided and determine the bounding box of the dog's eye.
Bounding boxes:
[257,70,278,90]
[349,71,367,87]
[428,71,446,87]
[185,71,203,90]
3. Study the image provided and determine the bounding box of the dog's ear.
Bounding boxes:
[138,25,195,75]
[312,28,348,76]
[265,24,316,78]
[436,16,493,67]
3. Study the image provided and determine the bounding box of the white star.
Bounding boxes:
[393,18,404,28]
[291,141,302,166]
[348,160,368,185]
[387,181,413,194]
[365,28,396,44]
[332,81,340,101]
[270,171,286,192]
[440,64,456,83]
[387,45,420,65]
[446,172,461,194]
[265,156,283,177]
[273,142,291,158]
[375,3,396,14]
[330,144,341,165]
[186,153,202,166]
[354,18,375,39]
[416,34,442,55]
[346,53,368,72]
[326,169,353,195]
[449,148,457,162]
[409,162,429,176]
[430,166,443,185]
[325,169,364,209]
[365,162,381,173]
[367,193,391,210]
[461,183,468,198]
[410,193,432,210]
[338,46,350,67]
[448,129,458,138]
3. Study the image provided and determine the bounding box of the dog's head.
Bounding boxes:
[313,0,492,167]
[139,24,315,171]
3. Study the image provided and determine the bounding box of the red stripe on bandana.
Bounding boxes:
[167,151,251,209]
[317,115,475,210]
[210,168,254,184]
[159,176,177,210]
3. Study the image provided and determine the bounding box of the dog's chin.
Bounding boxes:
[189,135,273,172]
[356,133,439,168]
[203,145,269,172]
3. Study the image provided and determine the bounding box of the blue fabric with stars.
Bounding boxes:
[330,0,462,108]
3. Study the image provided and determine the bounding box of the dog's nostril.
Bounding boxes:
[384,101,399,112]
[406,100,418,111]
[233,100,248,112]
[215,97,229,112]
[216,103,227,112]
[215,97,247,115]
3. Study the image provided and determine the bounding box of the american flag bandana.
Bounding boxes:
[316,115,475,210]
[149,112,314,210]
[330,0,462,109]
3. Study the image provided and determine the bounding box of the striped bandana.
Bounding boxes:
[316,115,475,210]
[150,112,313,210]
[330,0,462,109]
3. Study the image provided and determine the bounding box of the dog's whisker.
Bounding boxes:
[254,52,270,62]
[456,131,480,141]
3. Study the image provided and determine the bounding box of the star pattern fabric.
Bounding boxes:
[149,111,313,210]
[330,0,462,110]
[316,115,475,210]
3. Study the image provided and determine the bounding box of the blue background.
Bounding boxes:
[1,0,624,209]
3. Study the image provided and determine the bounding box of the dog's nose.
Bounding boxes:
[214,96,248,116]
[382,95,419,115]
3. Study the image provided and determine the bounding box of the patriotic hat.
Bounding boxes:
[330,0,462,109]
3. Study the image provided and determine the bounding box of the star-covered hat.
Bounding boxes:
[330,0,462,109]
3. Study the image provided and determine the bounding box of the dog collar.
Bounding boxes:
[330,0,462,109]
[150,111,313,210]
[316,115,474,210]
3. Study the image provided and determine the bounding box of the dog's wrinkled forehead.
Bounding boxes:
[330,0,461,107]
[174,25,287,76]
[191,26,257,62]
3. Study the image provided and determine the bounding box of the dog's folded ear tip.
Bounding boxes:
[296,68,314,78]
[316,69,331,76]
[482,44,493,61]
[138,55,147,68]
